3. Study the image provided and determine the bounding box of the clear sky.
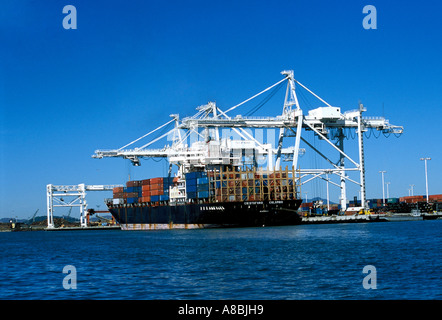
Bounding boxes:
[1,0,441,219]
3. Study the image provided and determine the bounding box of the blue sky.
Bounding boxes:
[1,0,441,219]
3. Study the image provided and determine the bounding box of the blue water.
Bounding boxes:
[1,221,441,300]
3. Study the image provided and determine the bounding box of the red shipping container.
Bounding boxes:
[126,181,135,187]
[150,189,164,196]
[123,192,138,198]
[141,179,150,186]
[113,187,124,193]
[142,190,150,197]
[127,180,142,187]
[301,202,313,208]
[150,177,164,184]
[150,183,163,190]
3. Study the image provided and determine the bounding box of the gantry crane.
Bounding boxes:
[46,184,123,228]
[93,70,403,211]
[29,209,39,223]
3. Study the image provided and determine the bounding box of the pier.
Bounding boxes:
[302,214,386,224]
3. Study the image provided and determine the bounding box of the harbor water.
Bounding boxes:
[1,220,441,300]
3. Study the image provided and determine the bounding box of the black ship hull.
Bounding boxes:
[108,199,303,230]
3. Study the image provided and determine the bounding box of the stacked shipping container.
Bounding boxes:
[430,194,442,201]
[300,202,313,213]
[185,171,207,199]
[399,195,425,203]
[112,167,300,205]
[209,167,298,203]
[112,177,174,204]
[149,177,174,202]
[140,179,151,203]
[399,194,442,203]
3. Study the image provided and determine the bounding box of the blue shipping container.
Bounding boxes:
[197,184,209,192]
[198,191,209,198]
[126,187,141,193]
[186,184,197,192]
[150,195,159,202]
[185,172,195,180]
[159,195,169,201]
[127,197,138,204]
[187,192,197,199]
[162,177,174,187]
[186,171,207,180]
[186,178,197,186]
[197,177,209,185]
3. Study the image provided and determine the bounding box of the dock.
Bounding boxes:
[44,225,121,231]
[302,212,442,224]
[302,214,387,224]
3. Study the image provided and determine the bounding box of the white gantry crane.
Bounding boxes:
[46,184,123,228]
[93,70,403,211]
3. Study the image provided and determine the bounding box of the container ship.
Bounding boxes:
[95,70,404,229]
[107,166,303,230]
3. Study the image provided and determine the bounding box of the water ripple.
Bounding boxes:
[1,221,441,299]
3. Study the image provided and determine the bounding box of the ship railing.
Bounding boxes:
[362,116,385,120]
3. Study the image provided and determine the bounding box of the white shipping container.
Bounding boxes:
[113,198,124,205]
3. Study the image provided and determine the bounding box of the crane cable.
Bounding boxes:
[244,81,285,117]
